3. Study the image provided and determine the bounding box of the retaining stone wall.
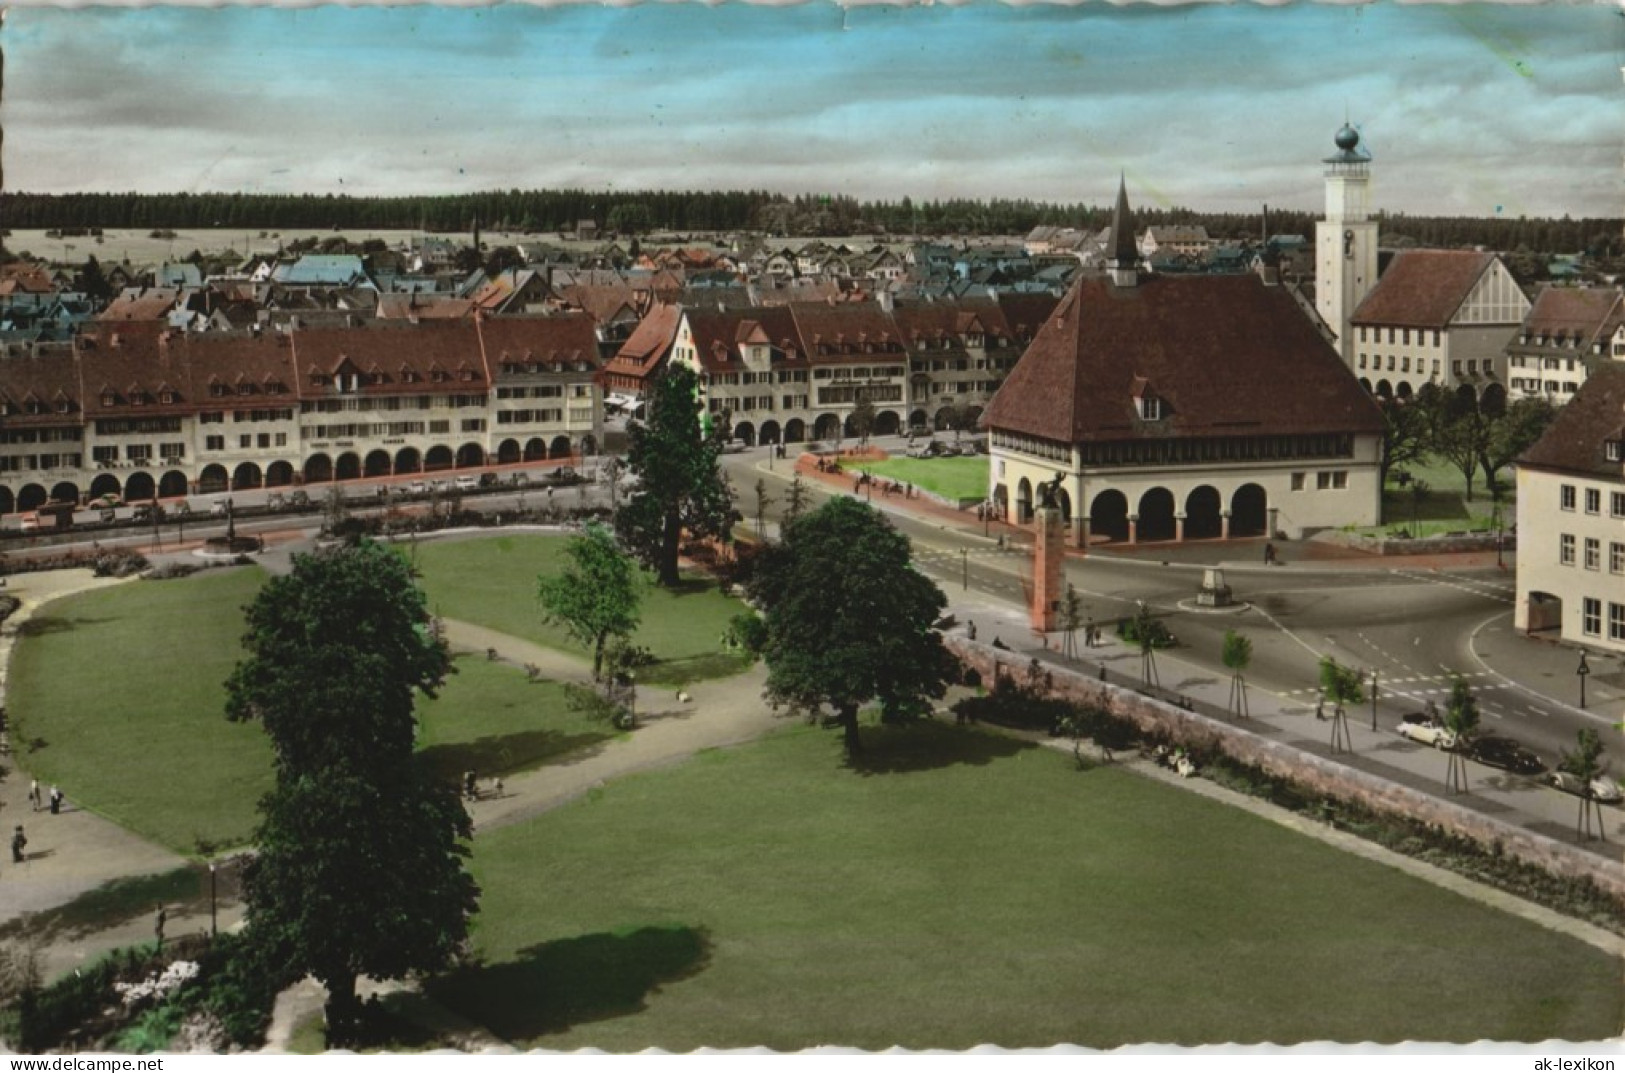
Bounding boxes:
[945,635,1624,903]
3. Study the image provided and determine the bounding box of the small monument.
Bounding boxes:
[1030,474,1066,632]
[1196,567,1233,608]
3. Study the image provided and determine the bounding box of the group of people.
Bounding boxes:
[28,778,64,814]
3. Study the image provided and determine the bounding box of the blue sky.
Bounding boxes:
[2,2,1620,218]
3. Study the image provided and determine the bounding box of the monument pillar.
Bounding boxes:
[1031,504,1064,633]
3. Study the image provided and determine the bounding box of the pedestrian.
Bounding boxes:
[1315,698,1326,721]
[155,906,167,951]
[1085,619,1095,648]
[906,482,913,499]
[966,620,977,641]
[1264,542,1277,565]
[997,534,1005,549]
[29,778,40,812]
[462,770,477,801]
[10,825,25,864]
[49,786,62,814]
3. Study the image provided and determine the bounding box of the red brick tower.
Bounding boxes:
[1030,502,1064,633]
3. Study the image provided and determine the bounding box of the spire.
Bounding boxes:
[1108,175,1140,287]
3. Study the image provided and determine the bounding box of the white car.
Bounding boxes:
[1396,713,1457,750]
[1547,771,1624,805]
[454,475,480,491]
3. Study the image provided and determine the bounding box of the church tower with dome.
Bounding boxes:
[1314,123,1380,365]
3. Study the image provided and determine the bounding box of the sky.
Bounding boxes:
[2,1,1621,219]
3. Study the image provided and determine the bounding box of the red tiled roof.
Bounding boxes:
[1518,363,1625,478]
[1521,286,1623,342]
[289,321,487,397]
[601,303,682,384]
[376,294,475,320]
[0,348,83,427]
[1351,250,1496,329]
[986,273,1382,443]
[99,288,181,322]
[682,306,802,373]
[787,302,906,365]
[475,314,600,377]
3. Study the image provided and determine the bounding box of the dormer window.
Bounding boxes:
[26,400,42,416]
[1141,396,1164,420]
[310,373,329,387]
[211,381,229,397]
[101,391,120,408]
[160,390,177,405]
[237,383,255,396]
[1607,440,1623,463]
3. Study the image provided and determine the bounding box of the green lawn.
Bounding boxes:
[8,570,617,854]
[407,534,752,685]
[432,721,1622,1050]
[1376,452,1516,537]
[842,455,989,503]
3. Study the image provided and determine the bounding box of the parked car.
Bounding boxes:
[1461,735,1546,776]
[210,499,232,517]
[507,471,531,487]
[170,500,191,517]
[454,475,480,492]
[1395,713,1457,750]
[554,466,582,484]
[288,490,311,508]
[1547,770,1623,804]
[407,480,430,495]
[18,511,41,532]
[88,493,122,509]
[480,472,500,488]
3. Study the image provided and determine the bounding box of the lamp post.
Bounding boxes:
[961,548,969,592]
[1577,651,1591,710]
[1370,668,1379,731]
[208,861,218,939]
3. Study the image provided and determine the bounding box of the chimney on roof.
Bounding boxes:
[877,290,893,313]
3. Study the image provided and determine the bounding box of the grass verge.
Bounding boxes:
[841,454,988,503]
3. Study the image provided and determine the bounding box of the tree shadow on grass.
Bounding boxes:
[640,652,753,688]
[428,924,712,1043]
[419,728,615,782]
[0,865,203,943]
[848,721,1033,776]
[661,577,717,598]
[16,614,114,637]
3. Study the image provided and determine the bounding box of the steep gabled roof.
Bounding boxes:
[1351,250,1496,329]
[476,313,601,378]
[682,305,803,373]
[1519,286,1623,344]
[986,273,1382,444]
[1517,363,1625,478]
[601,302,683,382]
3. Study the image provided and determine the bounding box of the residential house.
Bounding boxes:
[1504,286,1625,404]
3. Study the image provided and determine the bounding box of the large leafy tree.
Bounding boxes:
[538,522,642,681]
[1479,398,1557,497]
[226,540,478,1045]
[1375,396,1429,497]
[747,497,953,758]
[615,364,736,587]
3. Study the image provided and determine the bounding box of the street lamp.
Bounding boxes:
[961,548,969,592]
[1577,651,1591,710]
[1370,668,1379,731]
[208,861,218,939]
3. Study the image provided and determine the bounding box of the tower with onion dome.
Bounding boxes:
[1314,123,1380,365]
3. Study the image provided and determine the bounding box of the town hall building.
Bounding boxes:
[984,179,1384,546]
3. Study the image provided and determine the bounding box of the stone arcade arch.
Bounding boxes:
[0,487,15,515]
[522,439,546,463]
[733,421,756,447]
[230,463,262,491]
[1016,478,1033,524]
[364,450,392,478]
[1090,489,1129,543]
[1376,380,1393,399]
[784,418,807,444]
[813,413,841,442]
[1231,483,1268,538]
[991,483,1008,521]
[125,472,156,502]
[394,447,423,475]
[159,471,189,498]
[50,481,80,505]
[424,446,454,472]
[549,436,573,460]
[456,443,485,469]
[1136,487,1176,543]
[335,453,361,482]
[579,435,597,456]
[265,462,295,488]
[1185,485,1223,540]
[302,455,333,484]
[17,484,48,512]
[874,410,901,437]
[759,420,781,446]
[497,439,522,465]
[90,474,123,500]
[198,466,230,494]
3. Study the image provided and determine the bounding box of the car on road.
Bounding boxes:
[553,466,582,485]
[1547,770,1623,804]
[1395,713,1457,750]
[1461,735,1546,776]
[454,475,480,492]
[407,480,429,495]
[88,493,122,509]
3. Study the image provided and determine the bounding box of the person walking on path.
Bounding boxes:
[29,778,40,812]
[11,825,26,864]
[154,906,167,952]
[48,786,62,815]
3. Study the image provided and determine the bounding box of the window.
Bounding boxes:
[257,434,271,449]
[1611,542,1625,575]
[1612,492,1625,518]
[159,442,186,460]
[124,444,151,462]
[1560,484,1576,511]
[1291,472,1306,491]
[205,435,224,451]
[239,435,252,449]
[275,433,287,447]
[1315,471,1347,490]
[1585,538,1600,570]
[92,445,117,463]
[1582,597,1601,637]
[1607,441,1622,462]
[1585,488,1601,514]
[1560,533,1575,565]
[1611,603,1625,643]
